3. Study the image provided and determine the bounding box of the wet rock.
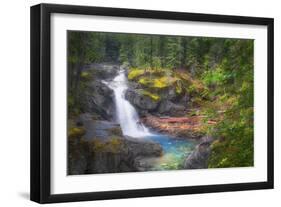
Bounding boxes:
[124,136,163,158]
[183,136,214,169]
[68,151,88,175]
[125,89,159,112]
[86,63,120,80]
[160,87,178,100]
[87,151,126,174]
[157,100,186,116]
[82,137,163,174]
[76,113,121,140]
[81,81,115,120]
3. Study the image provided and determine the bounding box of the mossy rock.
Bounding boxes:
[141,90,161,102]
[68,127,86,139]
[125,89,160,110]
[80,71,92,81]
[128,69,145,80]
[138,76,178,89]
[138,77,153,86]
[177,129,204,139]
[90,137,123,154]
[108,127,123,136]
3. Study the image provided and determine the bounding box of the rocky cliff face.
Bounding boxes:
[124,89,188,117]
[87,137,163,174]
[84,63,119,80]
[68,113,163,175]
[68,133,163,175]
[81,63,189,119]
[80,81,115,120]
[78,63,120,121]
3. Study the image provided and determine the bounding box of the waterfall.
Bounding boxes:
[105,70,152,138]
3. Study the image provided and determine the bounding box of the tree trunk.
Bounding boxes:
[181,37,187,68]
[150,37,153,69]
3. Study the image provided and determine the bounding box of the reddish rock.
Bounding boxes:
[142,115,216,139]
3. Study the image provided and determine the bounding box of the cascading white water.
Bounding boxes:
[105,70,152,138]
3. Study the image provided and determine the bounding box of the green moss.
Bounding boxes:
[108,127,123,136]
[80,71,91,81]
[138,76,177,90]
[141,90,160,101]
[153,77,170,88]
[91,137,122,153]
[128,69,145,80]
[91,140,105,151]
[175,85,182,94]
[68,127,86,139]
[138,77,153,86]
[109,137,122,150]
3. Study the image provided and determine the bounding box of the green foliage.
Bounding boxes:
[208,106,254,168]
[204,40,254,168]
[165,37,183,68]
[202,66,228,86]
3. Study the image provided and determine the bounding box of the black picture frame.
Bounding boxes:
[30,3,274,204]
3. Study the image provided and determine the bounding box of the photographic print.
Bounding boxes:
[67,31,254,175]
[31,4,273,203]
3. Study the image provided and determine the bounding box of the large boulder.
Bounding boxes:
[87,136,163,174]
[81,81,115,120]
[85,63,120,80]
[159,87,178,100]
[184,136,214,169]
[68,114,164,175]
[76,113,121,140]
[157,100,186,116]
[125,89,160,112]
[124,136,163,158]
